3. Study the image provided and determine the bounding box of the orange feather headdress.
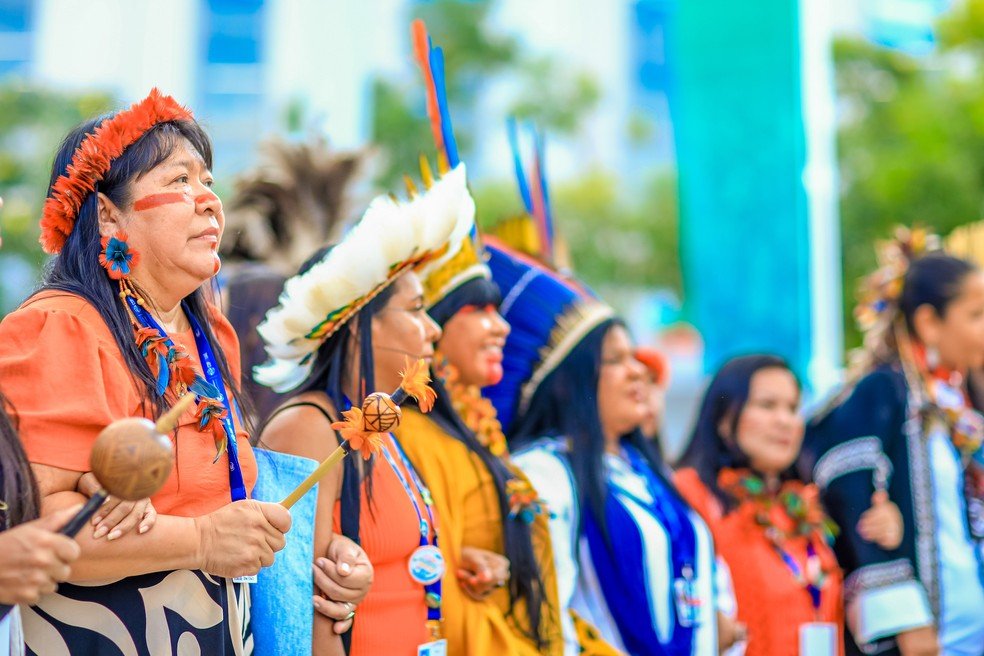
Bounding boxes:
[39,88,193,254]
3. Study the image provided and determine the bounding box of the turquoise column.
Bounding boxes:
[671,0,814,379]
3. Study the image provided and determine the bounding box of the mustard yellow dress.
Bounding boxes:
[394,407,564,656]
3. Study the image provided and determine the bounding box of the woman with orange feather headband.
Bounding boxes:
[0,89,371,655]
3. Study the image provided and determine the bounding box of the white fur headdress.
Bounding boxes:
[255,164,474,392]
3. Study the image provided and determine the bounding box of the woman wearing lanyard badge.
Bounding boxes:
[804,229,984,656]
[390,27,564,655]
[0,91,294,654]
[481,237,720,656]
[677,355,849,656]
[256,165,488,655]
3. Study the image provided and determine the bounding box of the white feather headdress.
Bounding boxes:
[255,163,474,392]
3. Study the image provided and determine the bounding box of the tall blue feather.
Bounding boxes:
[507,117,533,213]
[531,125,554,251]
[429,45,459,168]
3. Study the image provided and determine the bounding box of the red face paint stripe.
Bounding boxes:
[195,192,219,204]
[132,193,191,212]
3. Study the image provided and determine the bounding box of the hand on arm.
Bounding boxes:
[76,471,157,540]
[857,490,904,550]
[312,534,374,634]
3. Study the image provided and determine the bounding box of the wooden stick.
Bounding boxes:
[155,394,196,434]
[280,446,349,509]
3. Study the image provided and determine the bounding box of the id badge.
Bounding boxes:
[233,575,257,584]
[417,639,448,656]
[799,622,836,656]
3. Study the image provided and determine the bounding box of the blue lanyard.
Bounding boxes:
[125,296,247,502]
[382,434,442,623]
[774,540,823,612]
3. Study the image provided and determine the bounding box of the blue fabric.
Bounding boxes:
[250,448,319,656]
[582,447,698,656]
[484,241,595,431]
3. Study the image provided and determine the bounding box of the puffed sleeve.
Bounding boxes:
[0,296,140,472]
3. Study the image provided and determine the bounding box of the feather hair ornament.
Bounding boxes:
[255,164,473,393]
[40,88,193,254]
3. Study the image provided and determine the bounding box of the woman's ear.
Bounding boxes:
[912,303,942,351]
[97,192,124,238]
[717,411,734,440]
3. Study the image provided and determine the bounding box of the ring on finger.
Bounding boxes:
[343,609,356,621]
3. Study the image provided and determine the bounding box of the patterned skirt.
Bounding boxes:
[22,569,251,656]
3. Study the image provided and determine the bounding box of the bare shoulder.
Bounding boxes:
[258,392,341,463]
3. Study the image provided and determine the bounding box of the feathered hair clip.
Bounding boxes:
[854,225,941,334]
[40,88,193,254]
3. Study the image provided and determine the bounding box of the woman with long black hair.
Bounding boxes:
[804,228,984,656]
[484,238,719,656]
[256,165,506,656]
[676,355,845,656]
[0,91,293,655]
[390,208,563,654]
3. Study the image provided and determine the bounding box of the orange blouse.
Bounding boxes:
[675,468,844,656]
[0,290,257,517]
[332,439,434,656]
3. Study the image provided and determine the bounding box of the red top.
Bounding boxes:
[0,290,257,517]
[675,468,844,656]
[333,439,436,655]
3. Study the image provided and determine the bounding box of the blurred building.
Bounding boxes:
[0,0,680,181]
[0,0,408,175]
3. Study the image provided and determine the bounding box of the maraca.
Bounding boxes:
[280,358,436,509]
[59,395,191,537]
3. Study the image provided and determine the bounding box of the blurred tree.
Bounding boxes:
[0,84,113,312]
[835,0,984,348]
[370,0,518,186]
[367,0,683,308]
[472,168,681,297]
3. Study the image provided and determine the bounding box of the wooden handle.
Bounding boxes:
[280,446,349,509]
[155,394,196,434]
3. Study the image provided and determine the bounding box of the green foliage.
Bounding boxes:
[508,58,601,134]
[368,0,518,187]
[472,168,681,296]
[835,0,984,347]
[0,84,114,310]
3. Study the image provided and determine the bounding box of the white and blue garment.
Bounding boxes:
[514,438,717,656]
[927,422,984,655]
[806,367,984,655]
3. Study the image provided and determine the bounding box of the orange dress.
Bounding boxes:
[0,290,259,655]
[332,437,435,656]
[675,468,844,656]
